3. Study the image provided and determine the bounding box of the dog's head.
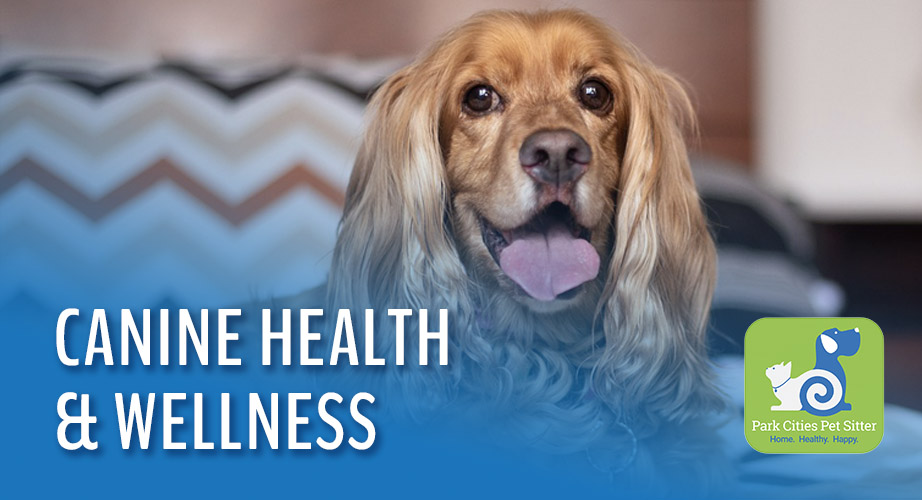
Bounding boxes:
[330,10,719,427]
[818,327,861,358]
[440,14,623,312]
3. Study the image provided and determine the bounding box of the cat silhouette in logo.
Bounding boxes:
[765,327,860,416]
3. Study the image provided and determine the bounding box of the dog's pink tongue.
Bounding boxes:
[498,224,600,301]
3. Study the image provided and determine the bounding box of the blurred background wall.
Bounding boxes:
[758,0,922,221]
[0,0,753,164]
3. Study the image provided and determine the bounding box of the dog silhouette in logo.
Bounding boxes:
[765,327,860,416]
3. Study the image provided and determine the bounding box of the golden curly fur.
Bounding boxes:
[327,9,721,452]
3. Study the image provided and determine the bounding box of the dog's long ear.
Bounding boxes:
[327,60,475,369]
[593,55,720,427]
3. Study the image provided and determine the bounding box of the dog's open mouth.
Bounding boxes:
[480,202,600,301]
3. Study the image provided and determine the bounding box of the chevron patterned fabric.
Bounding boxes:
[0,57,393,309]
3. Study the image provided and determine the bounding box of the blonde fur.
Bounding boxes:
[327,9,721,453]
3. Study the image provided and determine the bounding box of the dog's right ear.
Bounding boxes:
[327,61,471,322]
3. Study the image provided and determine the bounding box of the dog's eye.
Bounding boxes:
[578,79,612,112]
[463,85,500,114]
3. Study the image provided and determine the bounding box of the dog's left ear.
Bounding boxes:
[594,56,720,426]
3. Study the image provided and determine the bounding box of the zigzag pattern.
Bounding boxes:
[0,77,363,195]
[0,57,377,307]
[0,158,344,225]
[0,183,340,264]
[0,77,364,142]
[0,59,382,100]
[0,167,341,307]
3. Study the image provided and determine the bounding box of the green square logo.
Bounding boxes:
[744,318,884,453]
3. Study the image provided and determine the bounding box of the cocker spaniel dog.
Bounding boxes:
[326,9,722,468]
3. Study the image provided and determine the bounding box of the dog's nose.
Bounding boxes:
[519,129,591,186]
